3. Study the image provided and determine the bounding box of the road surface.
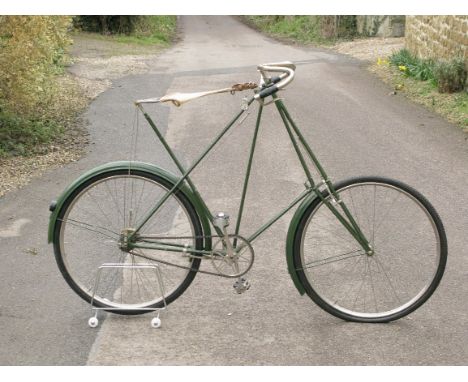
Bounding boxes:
[0,16,467,365]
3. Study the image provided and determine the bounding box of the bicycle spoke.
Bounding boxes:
[351,256,370,310]
[372,185,376,247]
[367,257,379,312]
[59,217,119,241]
[132,180,147,226]
[357,186,374,240]
[300,249,364,269]
[306,219,357,250]
[373,253,402,305]
[110,179,126,227]
[372,192,401,239]
[332,255,365,306]
[86,189,118,232]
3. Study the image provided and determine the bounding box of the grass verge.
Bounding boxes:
[0,74,87,158]
[241,16,340,46]
[76,16,177,46]
[371,62,468,131]
[0,113,61,157]
[114,16,177,45]
[0,74,88,197]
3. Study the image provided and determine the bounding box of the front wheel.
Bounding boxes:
[293,176,447,323]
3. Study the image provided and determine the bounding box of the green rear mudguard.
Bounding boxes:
[47,161,212,250]
[285,192,320,296]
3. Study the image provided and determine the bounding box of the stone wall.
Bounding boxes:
[356,16,405,37]
[405,16,468,64]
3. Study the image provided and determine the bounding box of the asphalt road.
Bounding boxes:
[1,16,467,365]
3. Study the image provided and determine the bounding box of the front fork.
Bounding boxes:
[273,94,373,256]
[316,179,373,255]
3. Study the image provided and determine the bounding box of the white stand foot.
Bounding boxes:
[151,317,161,328]
[88,316,99,328]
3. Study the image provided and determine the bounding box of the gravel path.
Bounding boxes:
[331,37,404,63]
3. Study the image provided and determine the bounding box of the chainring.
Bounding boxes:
[210,234,254,277]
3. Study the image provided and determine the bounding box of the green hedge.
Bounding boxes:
[0,16,74,157]
[74,16,177,43]
[244,16,357,44]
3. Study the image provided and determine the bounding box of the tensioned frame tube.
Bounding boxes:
[246,188,311,243]
[234,104,263,239]
[131,242,213,256]
[134,97,255,235]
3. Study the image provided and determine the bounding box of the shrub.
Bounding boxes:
[0,16,74,157]
[0,16,73,117]
[244,16,356,44]
[268,16,323,43]
[0,110,62,157]
[320,16,357,39]
[74,16,177,41]
[74,16,140,35]
[389,49,436,83]
[131,16,176,42]
[434,58,467,93]
[389,49,467,93]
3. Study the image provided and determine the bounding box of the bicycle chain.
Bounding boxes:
[132,234,252,279]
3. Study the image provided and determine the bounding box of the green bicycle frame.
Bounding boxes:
[129,93,372,255]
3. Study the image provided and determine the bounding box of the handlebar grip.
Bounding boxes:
[258,85,279,99]
[270,76,282,85]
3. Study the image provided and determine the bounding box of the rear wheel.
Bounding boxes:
[293,177,447,322]
[53,169,203,314]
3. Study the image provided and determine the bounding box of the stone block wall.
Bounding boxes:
[356,16,406,37]
[405,16,467,64]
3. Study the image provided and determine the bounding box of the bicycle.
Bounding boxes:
[48,62,447,323]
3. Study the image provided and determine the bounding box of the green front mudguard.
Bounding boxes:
[47,161,212,250]
[285,192,321,296]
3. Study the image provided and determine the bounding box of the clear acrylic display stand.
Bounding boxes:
[88,263,167,328]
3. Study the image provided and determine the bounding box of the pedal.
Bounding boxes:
[233,277,250,294]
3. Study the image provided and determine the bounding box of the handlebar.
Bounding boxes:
[255,61,296,99]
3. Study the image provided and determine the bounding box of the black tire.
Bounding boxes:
[293,176,447,323]
[53,169,204,315]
